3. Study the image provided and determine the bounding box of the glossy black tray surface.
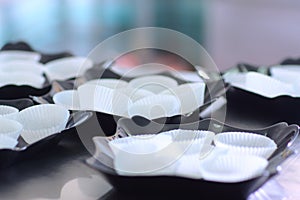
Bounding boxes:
[0,98,34,110]
[225,85,300,126]
[222,59,300,126]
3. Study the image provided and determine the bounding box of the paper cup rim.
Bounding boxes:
[128,94,180,119]
[0,50,41,62]
[53,90,81,111]
[214,131,277,149]
[0,105,19,115]
[109,134,173,155]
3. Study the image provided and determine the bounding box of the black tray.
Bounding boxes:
[225,85,300,126]
[0,84,52,100]
[0,79,76,101]
[0,98,34,110]
[86,118,298,200]
[222,59,300,126]
[280,57,300,65]
[0,110,92,168]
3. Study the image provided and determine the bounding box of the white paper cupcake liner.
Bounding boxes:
[174,154,203,179]
[0,117,23,139]
[160,129,215,143]
[270,65,300,83]
[223,72,247,85]
[199,154,268,183]
[77,84,96,110]
[176,158,202,179]
[44,56,93,81]
[113,152,179,176]
[0,135,18,149]
[0,50,41,62]
[17,104,70,144]
[225,72,294,98]
[129,75,178,93]
[161,130,215,155]
[270,65,300,95]
[246,72,294,97]
[53,90,81,111]
[161,82,206,114]
[0,60,44,75]
[128,94,180,119]
[0,105,19,120]
[172,144,214,179]
[117,87,154,102]
[78,84,131,117]
[113,136,215,177]
[110,129,217,177]
[111,133,195,176]
[109,134,173,156]
[0,72,45,88]
[92,85,131,117]
[84,78,128,89]
[214,132,277,159]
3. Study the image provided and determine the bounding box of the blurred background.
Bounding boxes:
[1,0,300,70]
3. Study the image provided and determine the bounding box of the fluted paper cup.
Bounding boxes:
[111,133,204,176]
[227,72,294,98]
[199,154,268,183]
[128,94,180,119]
[78,84,131,117]
[53,90,81,111]
[158,129,215,156]
[44,56,93,81]
[109,134,173,156]
[270,65,300,84]
[214,131,277,159]
[270,65,300,94]
[0,105,19,120]
[0,135,18,149]
[0,117,23,139]
[223,72,247,85]
[17,104,70,144]
[0,60,44,75]
[174,145,214,179]
[0,72,45,88]
[161,82,206,114]
[129,75,178,93]
[111,130,215,177]
[0,50,41,62]
[117,86,154,102]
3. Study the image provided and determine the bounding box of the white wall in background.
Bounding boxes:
[205,0,300,70]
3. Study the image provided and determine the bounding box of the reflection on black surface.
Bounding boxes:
[0,135,93,200]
